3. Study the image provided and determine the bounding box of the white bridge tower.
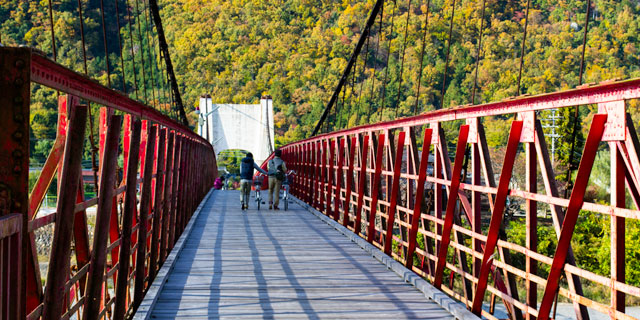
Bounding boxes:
[197,95,275,165]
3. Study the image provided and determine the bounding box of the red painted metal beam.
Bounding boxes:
[134,126,157,309]
[82,114,121,320]
[168,135,182,250]
[406,128,433,269]
[384,131,406,255]
[537,114,607,320]
[367,134,385,243]
[470,121,523,315]
[25,95,70,315]
[327,139,336,218]
[113,117,141,320]
[0,214,23,319]
[611,142,626,314]
[355,135,370,235]
[42,105,88,320]
[149,128,167,280]
[343,136,357,228]
[0,48,30,319]
[30,52,208,146]
[298,77,640,144]
[319,140,327,213]
[160,131,175,262]
[433,125,470,289]
[334,138,346,221]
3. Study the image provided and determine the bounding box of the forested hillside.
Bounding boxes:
[158,0,640,147]
[3,0,640,155]
[2,0,640,292]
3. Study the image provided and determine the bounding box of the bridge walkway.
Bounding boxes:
[138,191,456,319]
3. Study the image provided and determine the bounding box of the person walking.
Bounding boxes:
[213,176,224,190]
[239,153,267,210]
[267,149,287,210]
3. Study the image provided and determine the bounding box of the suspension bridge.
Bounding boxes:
[1,0,640,319]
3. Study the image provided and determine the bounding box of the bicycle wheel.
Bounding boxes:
[256,192,261,210]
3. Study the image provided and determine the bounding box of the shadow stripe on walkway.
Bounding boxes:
[136,190,470,319]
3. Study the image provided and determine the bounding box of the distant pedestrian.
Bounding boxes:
[240,152,267,210]
[213,176,224,190]
[267,149,287,210]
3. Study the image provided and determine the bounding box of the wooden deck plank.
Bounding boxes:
[147,191,456,319]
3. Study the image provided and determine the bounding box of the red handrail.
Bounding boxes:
[0,47,217,320]
[276,77,640,320]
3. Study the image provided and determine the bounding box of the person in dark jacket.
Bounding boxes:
[239,152,267,210]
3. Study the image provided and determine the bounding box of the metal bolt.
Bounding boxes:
[13,131,23,141]
[13,165,22,173]
[12,150,23,158]
[14,201,21,208]
[13,96,23,105]
[15,59,25,69]
[14,113,24,123]
[14,77,24,86]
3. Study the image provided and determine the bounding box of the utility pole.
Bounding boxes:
[540,109,561,164]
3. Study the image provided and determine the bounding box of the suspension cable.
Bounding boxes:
[471,0,487,105]
[76,0,88,74]
[341,50,359,129]
[346,49,359,128]
[114,0,127,93]
[356,36,371,119]
[134,0,150,104]
[368,5,385,120]
[516,0,532,96]
[311,0,385,136]
[394,0,412,118]
[564,0,593,198]
[142,0,159,109]
[439,0,457,110]
[378,0,398,120]
[338,79,348,129]
[148,0,189,125]
[157,43,169,112]
[76,0,99,194]
[99,0,112,88]
[125,0,141,101]
[146,0,166,111]
[46,0,57,61]
[412,0,432,115]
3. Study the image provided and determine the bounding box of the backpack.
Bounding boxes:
[270,160,286,181]
[275,164,285,181]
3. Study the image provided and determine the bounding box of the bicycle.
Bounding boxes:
[253,174,266,210]
[281,170,296,211]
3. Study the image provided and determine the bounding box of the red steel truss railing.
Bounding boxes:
[0,47,216,319]
[277,78,640,320]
